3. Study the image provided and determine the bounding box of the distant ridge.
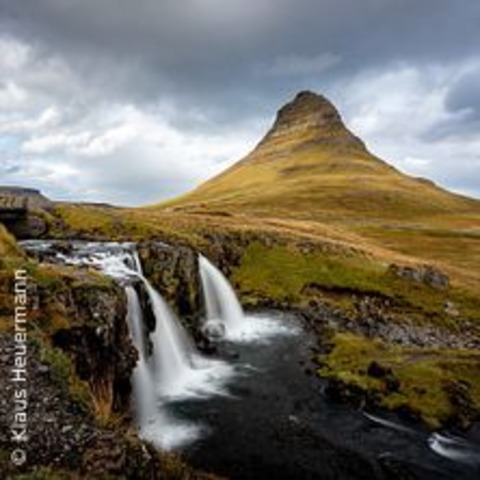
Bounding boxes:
[161,91,479,222]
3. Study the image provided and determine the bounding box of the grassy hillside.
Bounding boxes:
[163,92,479,224]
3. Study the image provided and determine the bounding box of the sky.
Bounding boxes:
[0,0,479,206]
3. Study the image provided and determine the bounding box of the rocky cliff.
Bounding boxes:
[0,186,54,238]
[255,90,367,156]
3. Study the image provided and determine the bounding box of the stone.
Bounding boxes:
[367,361,390,379]
[37,364,50,375]
[388,263,449,290]
[444,301,459,317]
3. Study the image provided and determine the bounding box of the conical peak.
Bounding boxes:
[277,90,341,125]
[258,90,365,152]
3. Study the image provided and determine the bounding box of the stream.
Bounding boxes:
[21,240,480,480]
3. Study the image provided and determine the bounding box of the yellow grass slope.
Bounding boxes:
[163,91,479,224]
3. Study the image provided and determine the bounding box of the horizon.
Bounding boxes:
[0,1,479,205]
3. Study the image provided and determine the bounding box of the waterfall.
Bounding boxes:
[199,254,244,335]
[140,277,197,397]
[125,285,156,425]
[21,240,235,449]
[132,249,144,276]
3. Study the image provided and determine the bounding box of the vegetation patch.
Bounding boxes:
[37,338,92,413]
[232,241,480,331]
[318,332,480,429]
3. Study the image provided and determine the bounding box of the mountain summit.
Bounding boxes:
[256,90,366,155]
[163,91,479,221]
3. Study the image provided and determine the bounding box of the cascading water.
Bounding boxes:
[428,433,480,466]
[125,278,200,451]
[125,285,155,426]
[132,250,144,276]
[199,254,244,335]
[21,241,294,451]
[198,254,298,342]
[21,241,212,449]
[140,278,196,397]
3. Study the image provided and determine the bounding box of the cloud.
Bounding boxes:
[329,62,480,197]
[258,53,342,77]
[0,1,478,202]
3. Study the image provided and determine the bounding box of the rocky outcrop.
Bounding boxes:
[0,186,53,239]
[302,294,479,351]
[388,263,450,290]
[34,272,137,418]
[0,186,53,210]
[0,335,217,479]
[138,241,201,330]
[0,336,97,472]
[257,90,367,154]
[137,232,253,331]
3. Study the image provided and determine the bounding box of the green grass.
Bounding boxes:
[0,224,24,259]
[319,332,480,428]
[233,241,385,301]
[37,340,92,413]
[232,241,480,331]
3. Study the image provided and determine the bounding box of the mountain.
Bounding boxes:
[164,91,479,222]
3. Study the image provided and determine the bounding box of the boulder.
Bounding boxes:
[388,263,449,290]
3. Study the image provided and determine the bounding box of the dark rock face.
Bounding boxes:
[200,231,251,274]
[0,186,53,211]
[0,336,97,473]
[138,241,201,328]
[3,212,49,238]
[303,294,479,351]
[38,281,137,417]
[137,233,253,337]
[257,90,366,153]
[388,263,450,290]
[0,186,53,239]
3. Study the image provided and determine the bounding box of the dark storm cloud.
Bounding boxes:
[444,66,480,131]
[1,0,479,121]
[421,67,480,141]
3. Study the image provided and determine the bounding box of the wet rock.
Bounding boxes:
[302,291,479,351]
[37,364,50,375]
[138,241,200,329]
[55,240,74,255]
[367,361,390,379]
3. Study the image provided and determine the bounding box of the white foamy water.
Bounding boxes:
[199,254,244,334]
[428,432,480,465]
[363,412,417,436]
[140,415,203,452]
[199,254,299,343]
[224,313,299,343]
[141,275,236,402]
